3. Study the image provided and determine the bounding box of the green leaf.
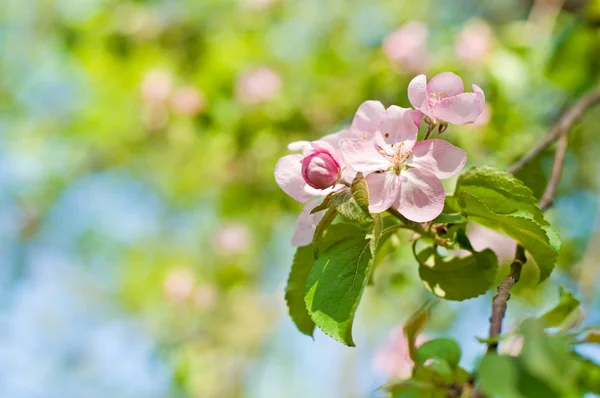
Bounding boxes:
[404,301,434,361]
[351,172,370,215]
[330,188,372,222]
[285,246,316,337]
[304,234,374,346]
[312,206,338,255]
[477,355,526,398]
[417,247,498,301]
[432,213,467,225]
[539,286,581,330]
[415,338,462,369]
[458,194,560,282]
[310,193,334,214]
[455,166,545,224]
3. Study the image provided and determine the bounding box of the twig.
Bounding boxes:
[487,246,526,353]
[509,88,600,175]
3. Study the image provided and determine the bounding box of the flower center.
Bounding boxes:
[381,142,412,175]
[428,91,448,105]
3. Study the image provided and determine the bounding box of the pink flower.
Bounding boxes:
[408,72,485,125]
[213,223,251,256]
[467,224,516,263]
[236,67,282,105]
[140,69,172,104]
[383,22,429,73]
[301,146,341,190]
[373,326,428,380]
[340,108,466,221]
[163,268,195,303]
[170,86,206,116]
[455,19,494,64]
[275,140,348,246]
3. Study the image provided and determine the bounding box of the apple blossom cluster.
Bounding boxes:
[275,72,485,246]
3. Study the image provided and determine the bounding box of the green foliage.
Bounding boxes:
[312,206,338,255]
[458,194,560,282]
[304,230,378,346]
[417,247,498,301]
[453,166,562,282]
[539,286,582,330]
[330,188,372,222]
[351,172,370,216]
[415,338,462,369]
[404,301,434,361]
[285,246,316,337]
[477,318,600,397]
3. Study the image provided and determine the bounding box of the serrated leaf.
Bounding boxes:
[285,246,316,336]
[310,193,334,214]
[304,235,374,346]
[415,338,462,369]
[351,172,370,215]
[404,301,434,361]
[455,166,546,224]
[417,247,498,301]
[459,194,560,283]
[330,188,372,222]
[312,206,338,256]
[539,286,581,330]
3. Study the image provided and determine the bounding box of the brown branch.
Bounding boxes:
[487,246,526,353]
[508,88,600,175]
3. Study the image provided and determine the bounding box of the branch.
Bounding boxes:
[508,88,600,175]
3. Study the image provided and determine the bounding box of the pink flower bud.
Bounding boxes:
[301,150,340,190]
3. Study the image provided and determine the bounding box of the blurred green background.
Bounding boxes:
[1,0,600,397]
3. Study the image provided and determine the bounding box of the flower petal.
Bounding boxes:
[426,72,464,96]
[408,139,467,179]
[377,106,419,148]
[288,141,310,151]
[366,172,402,213]
[395,168,444,222]
[412,109,423,129]
[352,101,386,134]
[274,154,312,202]
[340,138,390,174]
[292,200,326,246]
[408,74,427,108]
[308,140,342,163]
[434,86,485,124]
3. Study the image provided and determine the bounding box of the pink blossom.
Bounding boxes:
[373,326,427,380]
[140,69,172,104]
[292,200,327,247]
[163,268,195,303]
[170,86,206,116]
[498,334,524,357]
[408,72,485,125]
[340,107,466,221]
[213,223,251,256]
[301,146,341,190]
[467,224,516,263]
[236,67,282,105]
[383,22,429,73]
[455,19,494,64]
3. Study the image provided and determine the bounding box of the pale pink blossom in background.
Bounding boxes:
[170,87,206,116]
[340,103,466,221]
[499,334,524,357]
[192,284,218,310]
[236,67,282,105]
[471,103,492,127]
[467,224,516,263]
[383,22,429,73]
[141,69,172,103]
[214,223,251,256]
[373,326,428,379]
[408,72,485,125]
[240,0,278,10]
[455,19,495,64]
[164,268,195,303]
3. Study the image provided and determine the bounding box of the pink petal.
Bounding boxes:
[394,168,444,222]
[339,138,390,174]
[412,109,423,129]
[292,200,326,246]
[408,139,467,179]
[274,154,312,202]
[377,106,419,148]
[426,72,464,96]
[408,74,427,108]
[320,128,360,149]
[308,140,342,164]
[352,101,386,134]
[367,172,402,213]
[434,85,485,124]
[288,141,310,151]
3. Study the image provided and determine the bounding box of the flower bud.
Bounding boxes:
[301,151,340,190]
